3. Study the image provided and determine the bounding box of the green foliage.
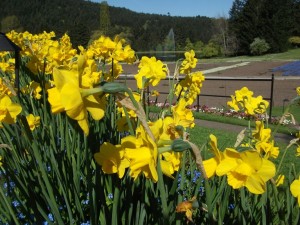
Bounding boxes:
[184,38,194,51]
[99,1,111,35]
[250,37,270,55]
[229,0,297,54]
[0,0,217,50]
[202,42,220,58]
[289,36,300,47]
[0,15,23,33]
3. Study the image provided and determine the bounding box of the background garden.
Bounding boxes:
[1,0,300,224]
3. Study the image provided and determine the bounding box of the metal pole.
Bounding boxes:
[269,74,274,122]
[15,50,20,99]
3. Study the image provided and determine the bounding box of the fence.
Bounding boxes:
[118,74,275,120]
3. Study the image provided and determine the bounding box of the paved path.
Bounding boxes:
[195,119,294,144]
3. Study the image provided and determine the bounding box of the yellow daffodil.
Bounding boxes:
[28,81,42,100]
[0,77,14,97]
[291,176,300,206]
[180,50,198,75]
[94,142,130,178]
[47,55,106,135]
[0,95,22,125]
[135,56,167,89]
[255,140,279,159]
[26,114,40,131]
[252,121,279,158]
[203,134,225,178]
[172,98,195,128]
[296,146,300,157]
[7,31,77,75]
[252,121,271,142]
[0,155,2,167]
[161,151,182,173]
[122,125,158,182]
[151,90,160,97]
[175,71,205,105]
[216,149,276,194]
[227,87,269,115]
[296,87,300,96]
[158,99,194,141]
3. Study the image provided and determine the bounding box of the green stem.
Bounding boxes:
[158,145,172,154]
[111,183,120,225]
[157,157,169,223]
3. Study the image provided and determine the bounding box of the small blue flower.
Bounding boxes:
[108,193,113,200]
[82,199,89,205]
[228,203,235,210]
[48,213,54,222]
[12,200,20,207]
[80,222,91,225]
[17,212,25,219]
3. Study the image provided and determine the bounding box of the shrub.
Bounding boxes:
[288,36,300,48]
[202,42,220,58]
[250,37,270,55]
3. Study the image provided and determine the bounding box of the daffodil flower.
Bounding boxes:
[122,125,158,182]
[290,176,300,206]
[135,56,167,89]
[26,114,40,131]
[94,142,130,178]
[203,134,225,178]
[227,87,269,115]
[0,95,22,125]
[47,55,106,135]
[217,149,275,194]
[179,50,198,75]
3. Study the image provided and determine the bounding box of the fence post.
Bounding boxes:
[269,74,274,122]
[197,95,200,112]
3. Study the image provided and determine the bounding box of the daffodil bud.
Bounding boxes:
[171,139,191,152]
[101,82,128,93]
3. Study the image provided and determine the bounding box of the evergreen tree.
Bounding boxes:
[99,1,111,35]
[229,0,297,54]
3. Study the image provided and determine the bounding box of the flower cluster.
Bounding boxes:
[94,51,201,182]
[0,78,22,128]
[227,87,269,115]
[175,50,205,105]
[203,134,276,194]
[7,31,77,75]
[135,56,168,89]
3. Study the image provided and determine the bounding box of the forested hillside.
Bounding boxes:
[1,0,300,56]
[0,0,216,51]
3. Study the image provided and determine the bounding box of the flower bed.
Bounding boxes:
[0,31,300,224]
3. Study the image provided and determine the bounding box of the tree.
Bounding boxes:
[229,0,296,54]
[1,15,23,33]
[249,37,270,55]
[99,1,111,35]
[214,15,229,56]
[184,38,194,51]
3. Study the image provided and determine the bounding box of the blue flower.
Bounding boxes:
[12,200,20,207]
[108,193,113,200]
